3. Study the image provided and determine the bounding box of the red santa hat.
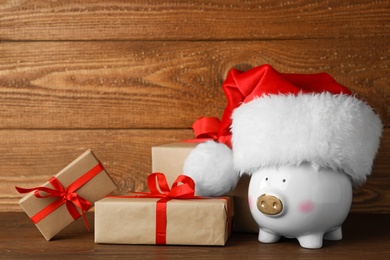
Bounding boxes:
[183,64,382,196]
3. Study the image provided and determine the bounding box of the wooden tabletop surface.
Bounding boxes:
[1,212,389,259]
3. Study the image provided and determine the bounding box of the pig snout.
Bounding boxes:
[257,194,283,215]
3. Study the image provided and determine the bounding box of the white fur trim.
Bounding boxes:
[232,93,382,185]
[183,141,239,196]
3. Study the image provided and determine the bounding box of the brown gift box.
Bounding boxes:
[17,149,117,240]
[152,142,258,233]
[94,196,232,246]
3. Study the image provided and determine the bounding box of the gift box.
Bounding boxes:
[16,149,117,240]
[152,142,196,186]
[152,142,258,233]
[94,173,232,246]
[95,196,232,245]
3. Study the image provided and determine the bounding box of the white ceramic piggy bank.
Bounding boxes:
[248,162,353,249]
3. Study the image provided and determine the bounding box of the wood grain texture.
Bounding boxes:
[353,129,390,213]
[1,129,389,212]
[0,0,389,214]
[0,129,194,211]
[1,0,389,40]
[1,212,389,259]
[1,39,389,129]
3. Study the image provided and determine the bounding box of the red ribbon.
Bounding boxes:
[192,117,220,140]
[148,173,196,244]
[15,163,104,231]
[182,116,222,143]
[113,172,230,245]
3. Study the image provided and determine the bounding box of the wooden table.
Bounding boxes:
[1,212,389,259]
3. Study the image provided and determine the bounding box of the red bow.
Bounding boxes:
[15,163,104,231]
[116,173,198,244]
[183,116,223,143]
[147,172,195,198]
[191,116,220,140]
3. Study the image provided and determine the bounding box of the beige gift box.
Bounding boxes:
[94,196,232,246]
[152,142,258,233]
[17,150,117,240]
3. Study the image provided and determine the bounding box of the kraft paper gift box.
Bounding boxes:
[94,196,232,246]
[152,142,258,233]
[16,149,117,240]
[152,142,196,186]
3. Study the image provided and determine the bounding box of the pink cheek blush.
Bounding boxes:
[299,201,314,213]
[248,196,253,210]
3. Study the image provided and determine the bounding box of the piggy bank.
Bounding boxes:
[182,65,382,249]
[248,163,353,249]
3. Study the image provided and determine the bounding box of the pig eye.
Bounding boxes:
[265,177,269,181]
[282,179,286,183]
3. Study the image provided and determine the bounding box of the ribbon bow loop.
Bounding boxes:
[192,116,221,140]
[182,117,222,143]
[169,175,195,199]
[147,172,195,199]
[15,185,61,199]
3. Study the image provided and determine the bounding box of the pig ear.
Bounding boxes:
[183,141,240,196]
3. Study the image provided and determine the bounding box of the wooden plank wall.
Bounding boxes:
[1,0,389,212]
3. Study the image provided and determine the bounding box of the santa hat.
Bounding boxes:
[183,64,382,196]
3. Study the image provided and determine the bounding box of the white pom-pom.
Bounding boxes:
[183,141,239,196]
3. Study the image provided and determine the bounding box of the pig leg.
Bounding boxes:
[297,233,324,249]
[324,226,342,240]
[258,228,281,243]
